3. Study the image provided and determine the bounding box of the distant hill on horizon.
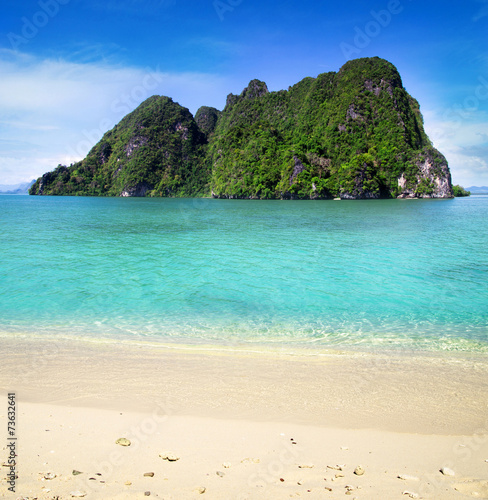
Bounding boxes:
[466,186,488,194]
[0,180,35,194]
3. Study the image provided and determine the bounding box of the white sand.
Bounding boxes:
[1,336,488,499]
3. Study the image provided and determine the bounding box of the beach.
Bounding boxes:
[1,336,488,499]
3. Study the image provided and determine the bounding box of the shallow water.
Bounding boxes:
[1,195,487,353]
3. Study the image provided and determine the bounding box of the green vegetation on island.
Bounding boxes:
[452,185,471,197]
[30,57,453,200]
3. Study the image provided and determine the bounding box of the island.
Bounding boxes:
[30,57,453,200]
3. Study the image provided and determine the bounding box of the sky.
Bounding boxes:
[0,0,487,187]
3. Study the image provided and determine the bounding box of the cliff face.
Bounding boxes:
[209,57,452,200]
[30,96,209,197]
[30,57,453,199]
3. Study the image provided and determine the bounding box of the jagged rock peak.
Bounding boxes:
[194,106,221,137]
[338,56,403,89]
[241,79,269,99]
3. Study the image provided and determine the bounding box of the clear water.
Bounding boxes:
[1,195,487,353]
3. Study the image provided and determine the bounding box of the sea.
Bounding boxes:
[1,195,487,354]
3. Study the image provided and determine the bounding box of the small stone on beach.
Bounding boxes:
[144,491,151,496]
[216,471,225,477]
[159,452,180,461]
[43,472,56,480]
[197,486,206,494]
[70,491,87,498]
[402,491,419,499]
[398,474,420,481]
[298,464,314,469]
[327,464,344,471]
[440,467,455,476]
[144,472,155,477]
[116,438,131,447]
[72,470,83,476]
[353,466,365,476]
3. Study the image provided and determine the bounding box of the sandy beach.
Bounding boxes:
[1,336,488,499]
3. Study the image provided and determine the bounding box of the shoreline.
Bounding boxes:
[1,335,488,498]
[2,328,488,359]
[1,334,487,433]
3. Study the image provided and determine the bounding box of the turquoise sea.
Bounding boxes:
[1,195,487,353]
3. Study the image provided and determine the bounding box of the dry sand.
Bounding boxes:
[0,336,488,499]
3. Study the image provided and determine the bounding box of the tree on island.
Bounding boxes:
[452,185,470,197]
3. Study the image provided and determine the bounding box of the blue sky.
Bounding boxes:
[1,0,487,187]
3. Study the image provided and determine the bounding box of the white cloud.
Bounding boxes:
[0,50,230,184]
[423,109,488,187]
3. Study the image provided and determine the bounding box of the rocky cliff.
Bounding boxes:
[30,57,453,199]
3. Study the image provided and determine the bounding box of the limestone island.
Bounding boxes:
[30,57,453,200]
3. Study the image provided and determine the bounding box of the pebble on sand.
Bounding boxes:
[298,464,314,469]
[144,472,155,477]
[42,472,56,480]
[72,470,83,476]
[402,491,419,499]
[70,491,87,498]
[159,453,180,462]
[197,486,206,494]
[440,467,455,476]
[327,464,345,471]
[115,438,131,447]
[398,474,420,481]
[353,465,365,476]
